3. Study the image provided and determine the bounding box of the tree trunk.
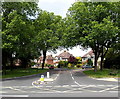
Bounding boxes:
[42,50,47,70]
[94,51,98,72]
[100,46,109,71]
[20,58,28,68]
[100,47,104,71]
[2,51,7,75]
[2,58,6,75]
[10,56,14,71]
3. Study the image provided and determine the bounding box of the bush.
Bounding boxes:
[68,63,72,68]
[109,71,118,76]
[30,62,36,66]
[74,65,77,68]
[47,64,53,67]
[109,70,118,76]
[76,64,81,68]
[58,61,68,67]
[87,59,93,66]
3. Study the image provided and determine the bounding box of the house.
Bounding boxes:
[38,55,54,65]
[38,51,74,66]
[55,50,73,61]
[46,55,54,65]
[82,50,101,67]
[54,50,74,66]
[82,50,94,63]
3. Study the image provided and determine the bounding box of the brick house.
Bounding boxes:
[38,55,54,65]
[54,50,74,66]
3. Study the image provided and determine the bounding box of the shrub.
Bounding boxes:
[109,70,118,76]
[76,64,81,68]
[30,62,36,66]
[68,63,72,68]
[74,65,77,68]
[68,56,77,64]
[87,59,93,66]
[58,61,68,67]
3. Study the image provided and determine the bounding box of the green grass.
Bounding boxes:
[1,68,48,79]
[83,69,120,78]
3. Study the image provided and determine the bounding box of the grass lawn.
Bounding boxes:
[83,69,120,78]
[2,68,48,79]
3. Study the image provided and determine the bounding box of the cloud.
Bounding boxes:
[38,0,75,17]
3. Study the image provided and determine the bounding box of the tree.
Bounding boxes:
[104,43,120,69]
[34,10,62,69]
[2,2,39,73]
[66,2,120,72]
[87,58,93,66]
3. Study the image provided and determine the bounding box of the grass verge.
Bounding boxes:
[2,68,48,79]
[83,69,120,78]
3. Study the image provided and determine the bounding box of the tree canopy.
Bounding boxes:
[66,2,120,71]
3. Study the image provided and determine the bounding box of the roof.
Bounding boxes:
[46,55,55,60]
[56,50,73,59]
[39,55,54,60]
[82,50,94,58]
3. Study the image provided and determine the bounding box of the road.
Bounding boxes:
[1,68,119,97]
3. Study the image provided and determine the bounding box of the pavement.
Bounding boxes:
[92,78,118,82]
[1,68,119,98]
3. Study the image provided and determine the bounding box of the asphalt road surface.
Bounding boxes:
[1,68,119,97]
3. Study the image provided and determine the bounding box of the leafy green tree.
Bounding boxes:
[105,43,120,69]
[34,10,62,69]
[2,2,39,73]
[66,2,120,72]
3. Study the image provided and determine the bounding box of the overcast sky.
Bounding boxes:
[38,0,91,57]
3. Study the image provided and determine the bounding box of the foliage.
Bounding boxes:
[66,2,120,72]
[47,64,54,67]
[76,64,82,68]
[104,43,120,69]
[34,10,62,69]
[30,62,36,66]
[58,61,68,67]
[2,2,39,73]
[68,56,77,64]
[2,2,63,72]
[68,63,72,68]
[87,58,93,66]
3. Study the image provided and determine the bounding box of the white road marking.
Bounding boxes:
[62,85,69,87]
[70,72,75,80]
[1,84,118,94]
[97,85,105,87]
[8,87,26,92]
[0,95,29,97]
[109,91,118,93]
[74,81,81,86]
[69,70,118,93]
[71,85,78,87]
[72,77,74,80]
[54,85,61,87]
[54,70,61,80]
[99,86,118,92]
[45,86,52,88]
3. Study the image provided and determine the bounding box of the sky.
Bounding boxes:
[38,0,91,57]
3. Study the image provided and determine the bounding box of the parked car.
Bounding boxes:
[48,66,54,70]
[82,65,92,69]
